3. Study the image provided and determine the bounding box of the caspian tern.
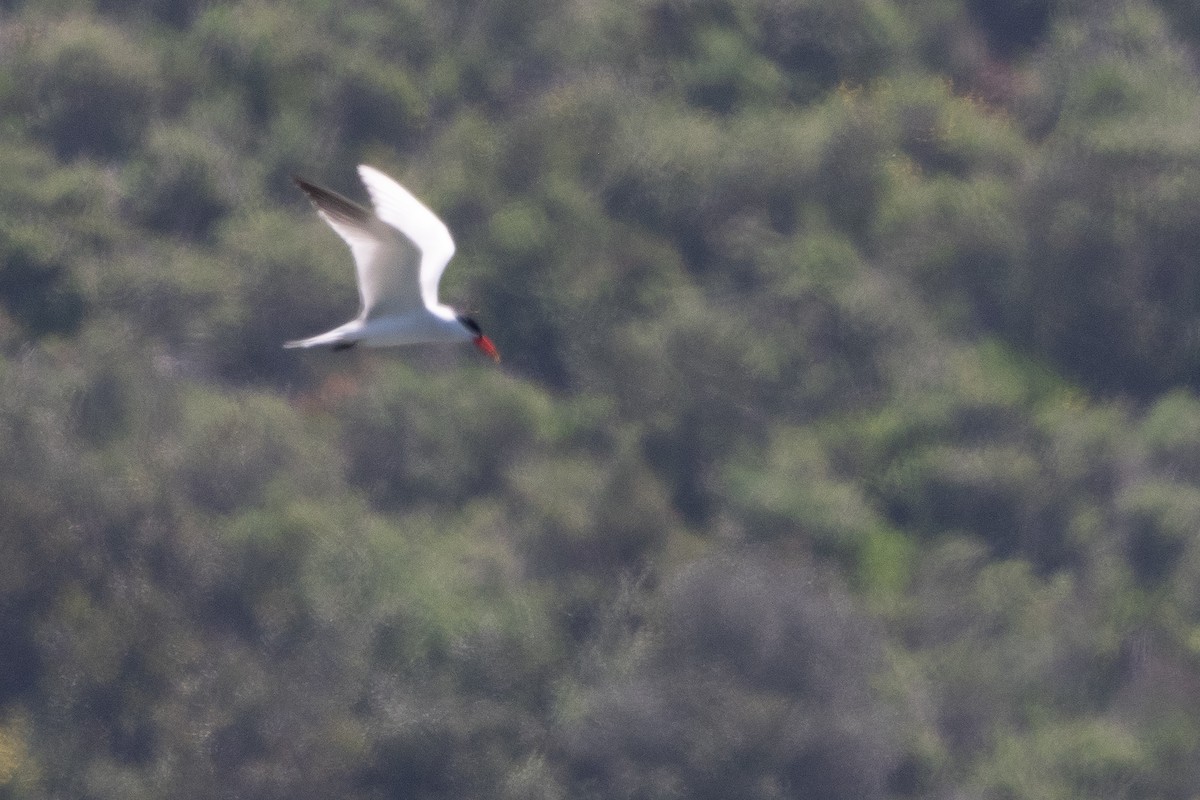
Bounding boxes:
[284,164,500,361]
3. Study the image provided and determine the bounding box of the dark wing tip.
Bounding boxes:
[292,175,372,226]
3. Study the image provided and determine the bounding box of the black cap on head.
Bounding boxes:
[457,314,482,336]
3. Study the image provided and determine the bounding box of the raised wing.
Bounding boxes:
[357,165,456,309]
[293,177,424,318]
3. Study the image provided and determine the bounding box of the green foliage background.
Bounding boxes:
[2,0,1200,796]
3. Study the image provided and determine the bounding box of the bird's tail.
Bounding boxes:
[283,324,358,349]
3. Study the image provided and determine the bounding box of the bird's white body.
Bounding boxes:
[285,164,498,360]
[290,305,469,349]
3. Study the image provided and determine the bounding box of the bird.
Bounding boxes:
[284,164,500,362]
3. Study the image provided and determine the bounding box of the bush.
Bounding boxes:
[558,553,902,800]
[0,225,85,338]
[124,125,238,240]
[8,17,162,159]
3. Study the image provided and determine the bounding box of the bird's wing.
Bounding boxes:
[357,165,457,310]
[293,177,424,318]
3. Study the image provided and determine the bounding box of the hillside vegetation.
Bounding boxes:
[3,0,1200,797]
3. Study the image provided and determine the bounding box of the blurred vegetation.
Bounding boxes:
[2,0,1200,797]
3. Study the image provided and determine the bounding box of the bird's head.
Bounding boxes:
[456,313,500,362]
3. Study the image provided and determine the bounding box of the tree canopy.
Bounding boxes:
[3,0,1200,797]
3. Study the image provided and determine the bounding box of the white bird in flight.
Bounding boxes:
[285,164,500,362]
